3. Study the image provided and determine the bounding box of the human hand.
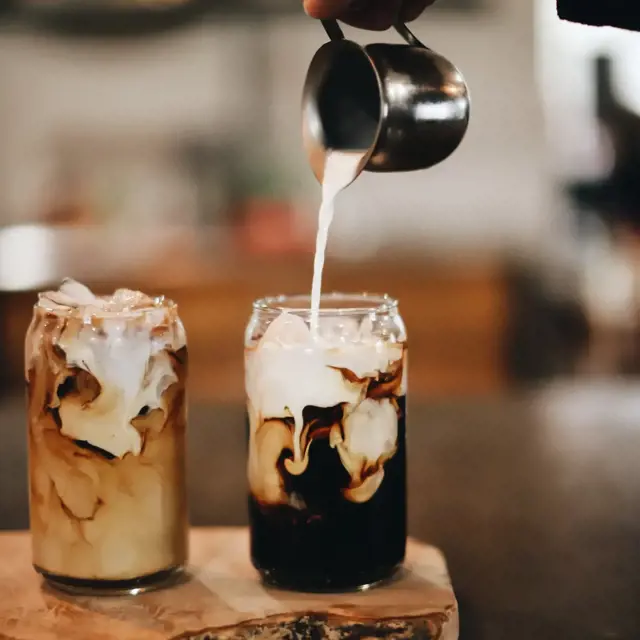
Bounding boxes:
[302,0,437,30]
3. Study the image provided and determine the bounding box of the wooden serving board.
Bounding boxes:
[0,527,458,640]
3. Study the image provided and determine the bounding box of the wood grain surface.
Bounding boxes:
[0,527,458,640]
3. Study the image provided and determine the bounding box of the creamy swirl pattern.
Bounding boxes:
[30,279,186,459]
[26,279,188,581]
[246,311,406,507]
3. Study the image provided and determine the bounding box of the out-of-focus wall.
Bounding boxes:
[536,0,640,181]
[0,22,261,224]
[0,0,564,257]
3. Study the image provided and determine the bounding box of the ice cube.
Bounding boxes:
[260,312,311,347]
[359,315,375,341]
[343,398,398,462]
[324,341,403,379]
[59,279,100,306]
[110,288,152,311]
[40,278,100,309]
[317,316,361,344]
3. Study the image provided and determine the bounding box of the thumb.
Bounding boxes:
[303,0,352,19]
[400,0,438,22]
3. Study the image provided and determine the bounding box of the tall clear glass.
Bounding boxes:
[245,293,407,592]
[26,283,188,594]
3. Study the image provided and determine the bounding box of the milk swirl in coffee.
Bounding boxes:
[26,279,188,593]
[246,152,407,591]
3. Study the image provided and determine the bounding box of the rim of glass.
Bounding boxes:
[253,292,398,317]
[34,295,179,319]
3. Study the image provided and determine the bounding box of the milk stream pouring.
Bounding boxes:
[310,151,365,335]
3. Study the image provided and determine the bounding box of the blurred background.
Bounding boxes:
[4,0,639,399]
[0,1,639,637]
[1,0,639,398]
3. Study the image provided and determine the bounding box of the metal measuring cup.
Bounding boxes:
[302,20,470,184]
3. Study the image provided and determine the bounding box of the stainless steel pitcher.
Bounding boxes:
[302,20,470,184]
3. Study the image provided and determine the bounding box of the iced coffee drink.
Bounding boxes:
[26,279,188,594]
[245,293,407,591]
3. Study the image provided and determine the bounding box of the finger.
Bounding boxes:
[303,0,436,31]
[303,0,351,19]
[341,0,404,31]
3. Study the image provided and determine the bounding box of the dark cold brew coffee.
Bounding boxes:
[249,397,406,591]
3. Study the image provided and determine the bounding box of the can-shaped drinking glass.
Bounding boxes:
[245,293,407,592]
[26,282,188,594]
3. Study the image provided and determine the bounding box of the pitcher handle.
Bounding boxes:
[394,22,427,49]
[321,19,345,41]
[323,18,425,48]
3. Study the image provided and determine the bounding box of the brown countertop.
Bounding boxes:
[1,383,639,639]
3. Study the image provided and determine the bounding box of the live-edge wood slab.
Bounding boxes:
[0,527,458,640]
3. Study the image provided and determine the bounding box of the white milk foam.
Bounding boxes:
[246,311,404,476]
[32,279,185,459]
[310,151,364,336]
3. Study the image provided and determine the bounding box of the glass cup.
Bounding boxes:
[245,293,407,592]
[25,283,188,594]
